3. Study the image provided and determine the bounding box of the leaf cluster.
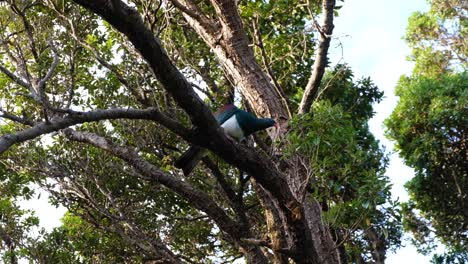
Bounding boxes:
[386,73,467,255]
[285,65,402,261]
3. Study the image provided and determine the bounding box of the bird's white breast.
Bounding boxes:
[221,115,244,140]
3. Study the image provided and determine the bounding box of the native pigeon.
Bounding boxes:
[175,104,276,175]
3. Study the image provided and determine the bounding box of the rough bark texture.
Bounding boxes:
[252,181,289,264]
[303,199,342,264]
[170,0,290,123]
[172,0,340,261]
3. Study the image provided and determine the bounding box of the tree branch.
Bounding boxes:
[58,175,181,262]
[70,0,298,208]
[36,41,59,92]
[51,8,151,106]
[64,129,245,241]
[0,107,188,154]
[0,63,33,90]
[0,107,35,126]
[65,5,315,258]
[202,157,249,228]
[9,0,39,61]
[168,0,215,29]
[252,17,291,118]
[298,0,336,114]
[72,0,219,132]
[0,226,18,264]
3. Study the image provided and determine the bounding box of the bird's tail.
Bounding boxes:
[174,146,207,176]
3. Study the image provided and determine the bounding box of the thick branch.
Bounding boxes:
[252,180,290,263]
[210,0,290,120]
[171,0,289,121]
[70,0,298,207]
[64,129,246,241]
[0,107,188,154]
[168,0,215,29]
[298,0,336,114]
[72,0,218,131]
[64,5,321,261]
[365,227,386,264]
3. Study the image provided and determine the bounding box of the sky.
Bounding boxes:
[17,0,444,262]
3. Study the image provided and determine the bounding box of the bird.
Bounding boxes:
[174,104,277,176]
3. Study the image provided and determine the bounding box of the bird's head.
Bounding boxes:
[265,118,277,128]
[267,118,281,129]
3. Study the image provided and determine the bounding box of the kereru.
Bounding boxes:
[175,104,276,175]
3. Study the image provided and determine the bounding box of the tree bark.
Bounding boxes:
[65,1,341,263]
[0,107,187,155]
[170,0,290,122]
[252,181,289,264]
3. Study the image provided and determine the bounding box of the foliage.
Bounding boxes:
[241,0,316,99]
[386,0,467,261]
[285,65,402,262]
[431,248,468,264]
[386,73,467,255]
[0,151,40,264]
[28,212,148,263]
[405,0,467,75]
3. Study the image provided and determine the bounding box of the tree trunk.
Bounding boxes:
[172,1,341,263]
[253,181,289,264]
[172,0,290,122]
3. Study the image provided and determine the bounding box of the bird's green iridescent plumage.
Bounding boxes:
[215,104,275,137]
[214,104,238,124]
[176,104,276,175]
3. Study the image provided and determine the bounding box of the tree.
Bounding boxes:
[386,73,467,262]
[404,0,466,75]
[386,0,467,262]
[0,0,400,263]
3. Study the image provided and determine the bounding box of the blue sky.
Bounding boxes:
[328,0,445,262]
[20,0,443,262]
